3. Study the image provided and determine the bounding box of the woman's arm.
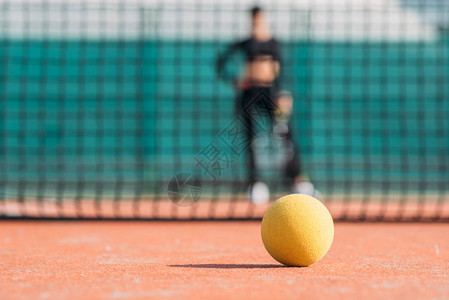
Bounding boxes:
[271,39,282,90]
[215,40,245,85]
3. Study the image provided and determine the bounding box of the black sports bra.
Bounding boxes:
[242,37,281,62]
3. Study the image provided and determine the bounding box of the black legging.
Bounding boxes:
[237,86,302,185]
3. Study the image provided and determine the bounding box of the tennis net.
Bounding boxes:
[1,0,448,221]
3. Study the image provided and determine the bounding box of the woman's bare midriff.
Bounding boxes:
[243,56,279,87]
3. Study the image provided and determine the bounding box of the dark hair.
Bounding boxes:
[250,6,262,18]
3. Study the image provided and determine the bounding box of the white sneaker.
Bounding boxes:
[292,181,322,199]
[249,181,270,204]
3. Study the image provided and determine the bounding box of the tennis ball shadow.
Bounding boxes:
[169,264,291,269]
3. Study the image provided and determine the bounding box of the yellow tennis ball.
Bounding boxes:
[261,194,334,267]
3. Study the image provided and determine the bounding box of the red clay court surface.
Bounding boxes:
[1,222,448,300]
